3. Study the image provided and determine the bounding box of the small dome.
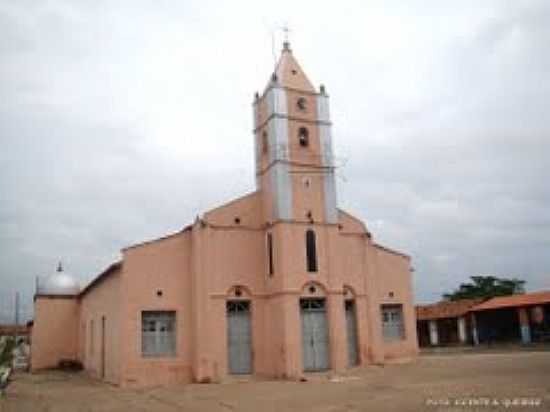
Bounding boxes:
[38,263,80,295]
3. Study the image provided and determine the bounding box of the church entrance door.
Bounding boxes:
[301,298,329,371]
[227,300,252,374]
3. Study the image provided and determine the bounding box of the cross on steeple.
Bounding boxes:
[281,24,291,51]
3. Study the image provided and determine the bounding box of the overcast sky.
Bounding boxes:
[1,0,549,321]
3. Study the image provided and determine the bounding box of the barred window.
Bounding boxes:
[142,311,176,357]
[381,304,405,341]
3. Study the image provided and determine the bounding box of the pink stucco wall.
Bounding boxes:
[79,267,122,384]
[118,231,193,387]
[373,245,419,360]
[31,297,79,370]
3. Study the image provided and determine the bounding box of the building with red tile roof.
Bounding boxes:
[416,291,550,347]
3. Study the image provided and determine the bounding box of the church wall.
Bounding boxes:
[31,297,79,370]
[269,222,334,290]
[290,165,326,224]
[287,119,322,164]
[79,268,122,384]
[334,233,368,291]
[373,245,418,359]
[285,89,319,122]
[338,210,368,234]
[204,191,262,227]
[264,222,376,374]
[118,231,193,387]
[201,226,268,378]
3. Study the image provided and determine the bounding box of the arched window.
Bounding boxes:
[297,97,307,111]
[306,229,317,272]
[298,127,309,147]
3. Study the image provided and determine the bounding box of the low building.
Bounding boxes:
[416,291,550,347]
[471,291,550,344]
[416,299,482,346]
[30,42,418,388]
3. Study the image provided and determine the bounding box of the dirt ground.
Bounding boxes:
[1,351,549,412]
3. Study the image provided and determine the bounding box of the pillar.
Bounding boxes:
[327,293,347,373]
[428,320,439,346]
[471,313,479,345]
[191,220,215,382]
[518,307,531,344]
[365,245,384,364]
[457,316,467,344]
[281,294,302,379]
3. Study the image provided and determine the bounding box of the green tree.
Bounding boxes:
[443,275,525,301]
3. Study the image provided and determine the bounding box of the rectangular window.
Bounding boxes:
[381,304,405,341]
[267,232,274,276]
[141,311,176,357]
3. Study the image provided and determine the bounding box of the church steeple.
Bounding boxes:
[271,42,316,92]
[253,43,338,224]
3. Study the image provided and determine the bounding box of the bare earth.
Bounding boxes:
[1,351,549,412]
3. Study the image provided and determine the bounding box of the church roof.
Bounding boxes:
[79,261,122,297]
[269,42,316,93]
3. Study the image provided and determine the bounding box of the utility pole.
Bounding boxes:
[14,291,19,343]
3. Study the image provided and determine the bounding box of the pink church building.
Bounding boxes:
[31,42,418,387]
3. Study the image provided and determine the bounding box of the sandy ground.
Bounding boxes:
[1,351,549,412]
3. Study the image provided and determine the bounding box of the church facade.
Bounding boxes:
[31,43,418,387]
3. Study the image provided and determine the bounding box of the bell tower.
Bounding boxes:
[252,42,338,224]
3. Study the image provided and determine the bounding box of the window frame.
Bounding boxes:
[380,304,405,342]
[141,310,177,358]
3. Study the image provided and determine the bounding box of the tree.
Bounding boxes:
[443,275,525,301]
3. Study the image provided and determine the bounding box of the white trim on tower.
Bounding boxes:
[266,86,293,220]
[252,101,261,188]
[317,94,338,224]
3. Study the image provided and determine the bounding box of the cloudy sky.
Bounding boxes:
[1,0,549,321]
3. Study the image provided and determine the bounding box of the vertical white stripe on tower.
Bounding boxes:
[266,86,292,220]
[252,101,261,188]
[317,93,338,224]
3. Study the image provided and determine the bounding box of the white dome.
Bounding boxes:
[39,269,80,295]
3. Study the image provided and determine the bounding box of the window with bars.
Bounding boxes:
[141,311,176,357]
[381,304,405,341]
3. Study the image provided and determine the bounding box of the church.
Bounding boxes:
[31,42,418,387]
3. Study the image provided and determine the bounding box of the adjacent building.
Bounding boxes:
[416,299,481,347]
[416,291,550,347]
[31,42,418,387]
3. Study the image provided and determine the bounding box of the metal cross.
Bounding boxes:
[281,24,291,43]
